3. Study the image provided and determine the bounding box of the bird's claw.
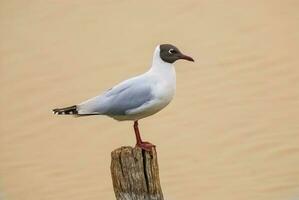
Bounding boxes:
[136,142,156,151]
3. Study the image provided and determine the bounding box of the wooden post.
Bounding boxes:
[110,146,164,200]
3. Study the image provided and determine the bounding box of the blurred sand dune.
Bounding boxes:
[1,1,299,200]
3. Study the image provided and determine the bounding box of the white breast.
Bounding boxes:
[151,70,176,104]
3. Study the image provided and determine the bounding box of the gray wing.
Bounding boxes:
[77,78,153,116]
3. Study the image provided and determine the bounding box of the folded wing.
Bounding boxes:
[77,78,153,116]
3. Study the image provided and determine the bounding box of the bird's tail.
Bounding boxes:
[53,105,78,115]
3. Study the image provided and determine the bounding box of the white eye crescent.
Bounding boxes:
[168,49,176,54]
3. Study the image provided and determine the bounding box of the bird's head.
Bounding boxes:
[159,44,194,63]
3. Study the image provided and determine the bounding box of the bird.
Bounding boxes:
[53,44,194,151]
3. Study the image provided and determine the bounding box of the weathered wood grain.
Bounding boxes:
[110,146,164,200]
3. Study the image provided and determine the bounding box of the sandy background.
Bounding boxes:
[1,0,299,200]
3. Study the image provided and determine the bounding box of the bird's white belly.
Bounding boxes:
[111,100,170,121]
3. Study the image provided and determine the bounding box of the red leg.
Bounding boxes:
[134,121,155,151]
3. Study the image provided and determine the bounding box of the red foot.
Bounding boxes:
[136,142,156,151]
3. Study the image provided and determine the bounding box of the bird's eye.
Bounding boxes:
[168,49,177,54]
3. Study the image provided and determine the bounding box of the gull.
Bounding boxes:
[53,44,194,151]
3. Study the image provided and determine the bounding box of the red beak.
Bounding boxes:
[180,54,194,62]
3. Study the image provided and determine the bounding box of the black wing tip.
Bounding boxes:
[52,108,62,115]
[52,108,59,115]
[52,105,78,115]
